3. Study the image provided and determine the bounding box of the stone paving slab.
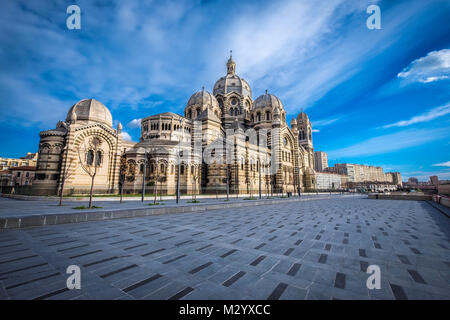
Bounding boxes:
[0,197,449,300]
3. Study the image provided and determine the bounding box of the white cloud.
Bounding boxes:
[311,117,341,128]
[419,75,449,83]
[432,161,450,167]
[397,49,450,83]
[327,127,449,159]
[312,129,320,133]
[382,102,450,128]
[121,131,133,142]
[127,118,142,129]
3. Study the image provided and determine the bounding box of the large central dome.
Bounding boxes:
[213,54,252,99]
[66,99,113,127]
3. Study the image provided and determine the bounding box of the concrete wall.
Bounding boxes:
[368,194,432,201]
[432,194,450,208]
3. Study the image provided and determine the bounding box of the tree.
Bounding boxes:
[153,161,162,205]
[58,153,76,206]
[78,136,102,208]
[192,164,199,201]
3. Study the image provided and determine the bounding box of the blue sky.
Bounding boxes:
[0,0,449,181]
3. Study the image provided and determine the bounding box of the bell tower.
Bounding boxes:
[297,110,313,150]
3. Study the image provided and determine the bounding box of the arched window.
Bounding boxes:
[181,165,185,175]
[191,166,194,174]
[140,163,145,173]
[230,108,234,116]
[235,108,239,116]
[87,150,94,165]
[160,163,165,173]
[188,110,192,119]
[266,111,271,120]
[196,108,201,117]
[96,151,102,166]
[257,112,261,122]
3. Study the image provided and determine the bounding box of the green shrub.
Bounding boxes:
[73,205,103,210]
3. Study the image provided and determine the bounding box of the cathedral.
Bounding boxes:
[32,55,317,196]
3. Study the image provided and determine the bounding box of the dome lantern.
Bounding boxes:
[227,50,236,75]
[213,53,252,100]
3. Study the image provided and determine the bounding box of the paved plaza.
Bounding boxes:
[0,197,449,300]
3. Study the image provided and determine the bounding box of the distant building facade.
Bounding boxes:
[0,166,36,187]
[315,171,345,190]
[407,177,419,185]
[0,152,37,171]
[430,176,439,186]
[325,163,402,190]
[314,151,328,172]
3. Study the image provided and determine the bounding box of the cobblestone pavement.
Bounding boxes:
[0,197,449,300]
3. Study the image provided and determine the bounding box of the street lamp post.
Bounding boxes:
[226,164,230,201]
[258,160,262,199]
[176,118,184,204]
[141,148,147,202]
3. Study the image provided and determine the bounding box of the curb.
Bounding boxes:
[0,195,360,230]
[425,200,450,218]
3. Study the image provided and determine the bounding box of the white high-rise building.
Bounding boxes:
[314,151,328,172]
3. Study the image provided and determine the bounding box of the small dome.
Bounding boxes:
[253,92,284,111]
[186,89,219,109]
[298,111,309,120]
[291,117,297,126]
[297,111,310,124]
[66,99,113,127]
